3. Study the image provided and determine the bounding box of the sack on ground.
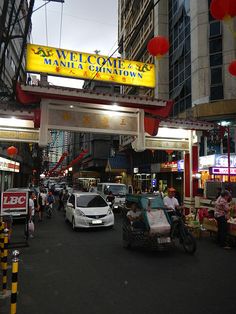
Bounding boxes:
[28,220,34,233]
[145,209,170,235]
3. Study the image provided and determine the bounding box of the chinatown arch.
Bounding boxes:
[13,83,216,207]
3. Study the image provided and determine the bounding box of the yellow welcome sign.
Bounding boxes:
[26,44,155,88]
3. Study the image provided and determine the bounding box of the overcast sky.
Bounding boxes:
[31,0,118,88]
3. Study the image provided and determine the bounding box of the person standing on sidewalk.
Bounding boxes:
[62,189,69,211]
[58,189,64,211]
[38,188,47,221]
[28,192,36,238]
[214,190,231,249]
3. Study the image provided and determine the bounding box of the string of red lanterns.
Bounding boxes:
[147,36,170,59]
[210,0,236,21]
[7,146,18,157]
[228,60,236,76]
[210,0,236,76]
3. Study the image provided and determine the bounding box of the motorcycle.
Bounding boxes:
[169,209,196,254]
[46,203,53,218]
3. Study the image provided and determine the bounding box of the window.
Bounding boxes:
[185,78,191,94]
[209,21,221,38]
[210,85,224,100]
[185,65,191,79]
[211,67,222,85]
[77,195,107,208]
[210,53,222,67]
[209,38,222,53]
[10,58,16,71]
[184,36,190,53]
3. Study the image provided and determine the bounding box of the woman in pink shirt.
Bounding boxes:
[214,190,231,249]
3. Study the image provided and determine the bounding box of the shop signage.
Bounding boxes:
[0,130,39,142]
[26,43,155,88]
[146,139,189,151]
[215,154,236,167]
[48,108,138,134]
[160,161,178,172]
[0,157,20,172]
[199,154,236,170]
[199,155,215,170]
[177,159,184,172]
[210,167,236,176]
[152,179,157,187]
[1,191,28,215]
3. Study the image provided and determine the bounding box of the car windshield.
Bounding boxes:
[77,195,107,208]
[105,185,127,196]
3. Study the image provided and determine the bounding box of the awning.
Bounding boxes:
[105,154,129,173]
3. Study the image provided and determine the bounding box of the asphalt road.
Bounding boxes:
[1,208,236,314]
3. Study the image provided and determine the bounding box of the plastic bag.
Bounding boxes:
[28,220,34,233]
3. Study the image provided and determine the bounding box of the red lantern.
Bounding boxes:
[166,150,174,155]
[7,146,18,157]
[210,0,236,20]
[228,60,236,76]
[147,36,170,58]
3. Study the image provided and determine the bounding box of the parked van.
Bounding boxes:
[97,183,132,211]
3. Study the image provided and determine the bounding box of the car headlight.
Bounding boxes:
[76,209,85,216]
[107,208,113,215]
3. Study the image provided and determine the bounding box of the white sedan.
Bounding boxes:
[65,192,114,229]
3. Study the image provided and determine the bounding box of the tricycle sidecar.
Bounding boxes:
[122,194,196,254]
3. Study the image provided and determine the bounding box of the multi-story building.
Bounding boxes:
[0,1,34,190]
[118,0,236,192]
[0,0,30,98]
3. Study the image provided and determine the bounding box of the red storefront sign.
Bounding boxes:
[1,192,28,215]
[160,161,178,172]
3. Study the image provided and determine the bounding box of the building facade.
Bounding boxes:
[118,0,236,192]
[0,0,30,98]
[0,1,34,190]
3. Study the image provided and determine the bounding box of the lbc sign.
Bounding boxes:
[1,192,28,215]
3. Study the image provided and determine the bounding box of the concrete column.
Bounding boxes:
[190,0,210,106]
[223,18,236,99]
[39,99,49,147]
[154,0,169,99]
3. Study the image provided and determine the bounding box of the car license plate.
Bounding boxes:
[91,219,103,225]
[157,237,171,244]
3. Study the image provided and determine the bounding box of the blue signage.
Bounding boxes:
[152,179,157,187]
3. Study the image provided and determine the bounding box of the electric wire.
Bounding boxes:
[12,1,50,25]
[45,3,49,45]
[84,0,161,88]
[59,1,64,48]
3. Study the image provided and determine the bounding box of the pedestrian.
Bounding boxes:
[58,189,64,211]
[46,191,55,218]
[62,189,69,210]
[38,188,47,221]
[28,192,36,238]
[46,190,55,206]
[214,190,231,249]
[106,191,115,205]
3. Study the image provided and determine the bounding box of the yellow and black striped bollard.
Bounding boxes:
[10,250,20,314]
[2,228,9,295]
[0,220,4,269]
